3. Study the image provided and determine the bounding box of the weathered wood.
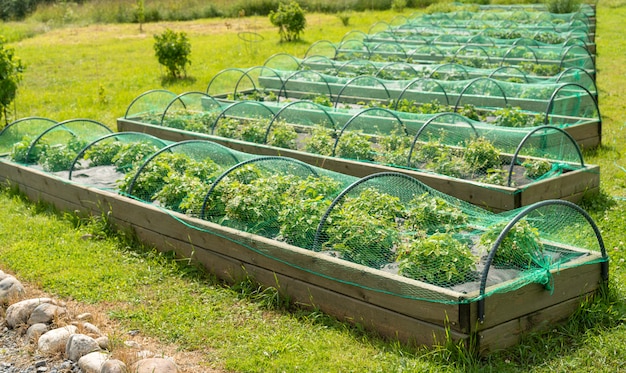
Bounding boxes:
[466,255,604,331]
[477,294,593,354]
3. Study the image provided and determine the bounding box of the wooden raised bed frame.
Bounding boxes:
[117,118,600,213]
[0,159,606,355]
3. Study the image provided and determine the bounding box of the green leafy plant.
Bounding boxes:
[522,158,552,179]
[40,146,76,172]
[479,219,545,269]
[336,131,374,160]
[267,120,297,149]
[546,0,581,14]
[375,129,411,166]
[323,188,403,268]
[153,28,191,78]
[404,193,468,235]
[10,138,45,164]
[477,168,509,186]
[112,142,161,172]
[214,117,240,139]
[84,142,123,166]
[0,36,24,125]
[493,106,543,128]
[462,137,502,174]
[397,232,477,287]
[269,0,306,42]
[240,118,268,144]
[305,126,335,155]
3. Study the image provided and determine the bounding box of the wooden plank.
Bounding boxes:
[467,258,603,331]
[477,293,593,354]
[518,165,600,206]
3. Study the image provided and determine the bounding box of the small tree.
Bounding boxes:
[153,28,191,79]
[135,0,145,32]
[0,37,24,126]
[269,1,306,42]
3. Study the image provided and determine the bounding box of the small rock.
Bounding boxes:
[28,303,67,325]
[65,333,100,362]
[95,336,109,350]
[0,275,25,305]
[101,359,127,373]
[137,350,153,359]
[76,313,93,322]
[5,298,54,328]
[26,323,49,343]
[37,325,78,355]
[77,351,109,373]
[34,360,47,368]
[82,322,101,337]
[131,358,179,373]
[124,340,141,349]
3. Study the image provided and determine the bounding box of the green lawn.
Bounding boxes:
[1,3,626,372]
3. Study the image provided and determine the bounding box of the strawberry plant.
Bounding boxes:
[39,137,88,172]
[323,188,404,268]
[84,142,123,166]
[404,193,468,235]
[479,219,545,269]
[522,159,552,179]
[493,106,543,128]
[112,142,161,172]
[10,138,47,164]
[214,117,240,139]
[305,125,335,156]
[267,120,298,149]
[462,137,502,174]
[335,131,374,161]
[240,118,268,144]
[375,129,411,166]
[397,232,477,287]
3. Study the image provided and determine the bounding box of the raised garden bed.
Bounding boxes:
[0,133,608,355]
[117,112,600,213]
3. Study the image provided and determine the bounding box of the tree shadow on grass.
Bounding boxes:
[161,75,197,87]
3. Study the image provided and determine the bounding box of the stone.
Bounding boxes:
[5,298,54,329]
[95,336,110,350]
[131,358,179,373]
[77,351,109,373]
[82,322,102,337]
[124,340,141,349]
[101,359,128,373]
[28,303,66,325]
[26,323,49,343]
[65,333,100,362]
[37,325,77,355]
[0,275,25,305]
[76,313,93,321]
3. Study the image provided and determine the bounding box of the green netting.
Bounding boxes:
[67,132,171,190]
[3,124,606,304]
[0,117,58,156]
[245,67,599,124]
[123,91,595,191]
[282,55,596,91]
[2,118,113,171]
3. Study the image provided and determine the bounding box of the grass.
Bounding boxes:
[0,2,625,372]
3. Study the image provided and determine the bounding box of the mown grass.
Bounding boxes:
[0,2,625,372]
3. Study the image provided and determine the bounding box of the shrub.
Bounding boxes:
[0,36,24,125]
[153,28,191,79]
[391,0,407,12]
[269,0,307,42]
[463,137,502,174]
[546,0,581,14]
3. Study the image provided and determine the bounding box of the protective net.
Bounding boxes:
[0,125,607,304]
[3,118,113,171]
[263,54,597,92]
[304,40,594,74]
[121,89,596,191]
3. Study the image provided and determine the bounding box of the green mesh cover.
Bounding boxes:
[1,122,607,304]
[123,90,596,191]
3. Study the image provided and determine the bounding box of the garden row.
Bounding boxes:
[0,116,608,353]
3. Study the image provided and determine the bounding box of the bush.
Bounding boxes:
[0,36,24,125]
[153,28,191,79]
[269,0,307,42]
[546,0,581,13]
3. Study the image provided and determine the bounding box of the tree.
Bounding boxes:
[153,28,191,79]
[269,1,306,42]
[0,36,24,126]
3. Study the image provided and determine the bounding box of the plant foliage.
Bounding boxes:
[153,28,191,79]
[269,0,307,42]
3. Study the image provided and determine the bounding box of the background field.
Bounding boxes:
[1,1,626,371]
